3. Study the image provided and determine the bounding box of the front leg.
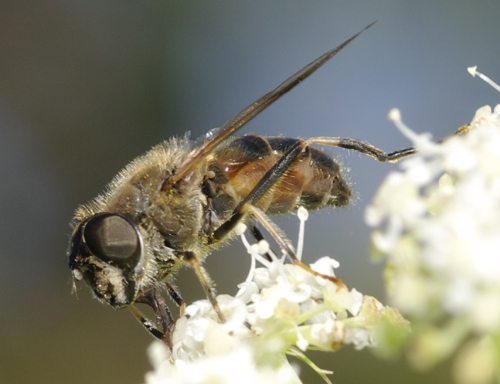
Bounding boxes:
[131,288,174,346]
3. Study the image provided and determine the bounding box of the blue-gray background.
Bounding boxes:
[1,2,499,383]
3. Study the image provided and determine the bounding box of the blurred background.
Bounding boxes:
[1,1,500,383]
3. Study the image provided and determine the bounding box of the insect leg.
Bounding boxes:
[132,288,175,345]
[306,124,473,163]
[302,137,414,163]
[165,282,187,317]
[129,305,165,339]
[247,204,347,290]
[182,251,227,323]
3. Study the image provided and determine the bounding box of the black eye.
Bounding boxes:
[83,214,142,270]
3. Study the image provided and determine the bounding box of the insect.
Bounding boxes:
[68,22,418,344]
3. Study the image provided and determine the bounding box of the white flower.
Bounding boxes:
[369,106,500,331]
[145,209,409,384]
[146,343,299,384]
[366,68,500,379]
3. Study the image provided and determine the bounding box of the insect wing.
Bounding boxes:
[170,22,376,186]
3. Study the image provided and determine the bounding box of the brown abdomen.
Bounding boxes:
[209,135,352,218]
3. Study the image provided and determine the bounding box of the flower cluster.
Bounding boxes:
[366,68,500,384]
[145,208,409,384]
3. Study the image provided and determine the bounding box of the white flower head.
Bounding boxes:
[146,208,409,384]
[367,68,500,377]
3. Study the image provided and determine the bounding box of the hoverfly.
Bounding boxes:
[68,22,417,344]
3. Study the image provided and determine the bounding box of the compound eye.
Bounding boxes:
[83,214,142,270]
